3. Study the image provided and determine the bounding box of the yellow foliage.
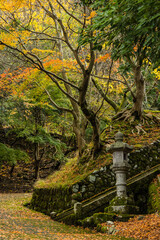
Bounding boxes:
[153,68,160,80]
[0,32,18,48]
[0,45,5,50]
[31,48,54,55]
[87,11,97,20]
[0,0,25,11]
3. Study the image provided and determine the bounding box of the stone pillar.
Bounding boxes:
[111,132,132,197]
[74,202,82,218]
[115,168,127,197]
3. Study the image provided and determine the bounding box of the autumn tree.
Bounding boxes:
[0,0,102,155]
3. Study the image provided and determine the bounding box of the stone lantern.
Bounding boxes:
[110,131,133,197]
[107,131,138,214]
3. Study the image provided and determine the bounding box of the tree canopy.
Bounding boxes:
[0,0,159,165]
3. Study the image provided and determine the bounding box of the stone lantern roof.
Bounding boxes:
[108,131,133,153]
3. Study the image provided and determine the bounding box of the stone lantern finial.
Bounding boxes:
[115,131,123,142]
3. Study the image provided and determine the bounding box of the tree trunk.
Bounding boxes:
[54,20,86,157]
[35,160,40,180]
[34,143,40,180]
[78,70,101,154]
[9,164,15,177]
[73,114,86,156]
[132,65,145,119]
[63,81,85,157]
[80,101,101,154]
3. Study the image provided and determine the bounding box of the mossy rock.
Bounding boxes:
[79,216,96,228]
[88,184,95,192]
[80,213,116,228]
[108,205,139,214]
[106,196,139,214]
[93,213,114,224]
[79,212,135,229]
[72,192,82,201]
[97,224,108,233]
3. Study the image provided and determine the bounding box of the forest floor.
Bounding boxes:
[0,193,133,240]
[0,193,159,239]
[0,171,160,240]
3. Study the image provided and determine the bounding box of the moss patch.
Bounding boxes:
[34,151,112,189]
[148,174,160,213]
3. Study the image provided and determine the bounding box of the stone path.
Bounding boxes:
[0,193,125,240]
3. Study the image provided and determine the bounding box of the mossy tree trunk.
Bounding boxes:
[79,71,101,154]
[33,107,45,180]
[132,65,145,120]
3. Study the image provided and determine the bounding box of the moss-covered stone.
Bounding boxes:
[72,192,82,201]
[106,196,139,214]
[109,196,134,206]
[79,213,115,228]
[79,216,96,228]
[92,213,115,224]
[88,184,95,192]
[97,225,108,233]
[79,212,135,230]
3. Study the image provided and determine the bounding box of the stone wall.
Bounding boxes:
[30,164,116,214]
[30,139,160,215]
[128,140,160,176]
[30,187,72,215]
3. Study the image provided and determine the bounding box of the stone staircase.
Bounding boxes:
[53,164,160,223]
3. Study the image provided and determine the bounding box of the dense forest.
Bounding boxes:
[0,0,159,184]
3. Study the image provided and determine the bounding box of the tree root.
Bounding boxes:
[132,124,147,135]
[112,109,137,123]
[112,109,160,125]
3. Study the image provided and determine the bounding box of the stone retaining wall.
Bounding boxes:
[30,139,160,215]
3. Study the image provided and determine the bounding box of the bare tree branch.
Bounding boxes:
[92,78,119,113]
[91,74,126,84]
[39,69,79,104]
[121,75,136,100]
[36,82,73,114]
[57,0,84,26]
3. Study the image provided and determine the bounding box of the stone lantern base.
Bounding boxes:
[106,196,139,214]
